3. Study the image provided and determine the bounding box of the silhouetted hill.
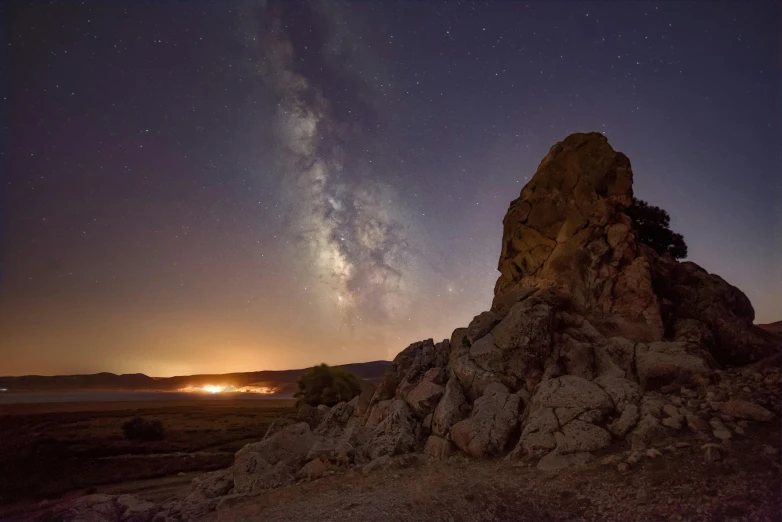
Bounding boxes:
[0,361,391,393]
[757,321,782,336]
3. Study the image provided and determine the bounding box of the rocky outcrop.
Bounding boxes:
[450,383,521,457]
[233,422,321,493]
[494,133,662,343]
[42,132,780,522]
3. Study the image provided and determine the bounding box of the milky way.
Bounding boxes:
[256,2,411,330]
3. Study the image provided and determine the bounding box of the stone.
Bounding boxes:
[763,445,778,456]
[451,383,520,458]
[431,378,470,438]
[314,401,354,437]
[457,297,556,394]
[630,415,665,450]
[646,448,662,458]
[372,339,448,404]
[556,420,612,454]
[188,468,233,499]
[263,417,297,440]
[493,133,663,342]
[306,438,355,465]
[717,400,774,422]
[686,414,710,434]
[661,416,683,430]
[533,375,613,414]
[594,376,641,413]
[405,380,445,416]
[467,311,501,343]
[422,413,433,433]
[653,259,779,365]
[297,458,327,480]
[609,404,639,438]
[600,454,622,466]
[296,404,327,429]
[424,435,456,460]
[422,367,447,386]
[635,342,712,391]
[31,494,159,522]
[703,444,721,462]
[364,399,422,460]
[662,404,679,417]
[362,455,392,474]
[594,337,636,378]
[233,422,321,494]
[354,382,375,418]
[536,451,593,471]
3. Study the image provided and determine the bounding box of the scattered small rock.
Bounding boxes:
[718,400,775,422]
[702,444,721,462]
[763,445,778,456]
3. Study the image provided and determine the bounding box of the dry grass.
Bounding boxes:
[0,398,295,506]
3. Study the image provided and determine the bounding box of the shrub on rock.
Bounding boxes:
[627,197,688,260]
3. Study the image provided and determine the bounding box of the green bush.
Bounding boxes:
[627,197,688,260]
[122,416,165,441]
[294,364,363,407]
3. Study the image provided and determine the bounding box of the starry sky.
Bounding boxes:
[1,1,780,377]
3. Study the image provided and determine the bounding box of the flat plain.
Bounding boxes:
[0,397,295,513]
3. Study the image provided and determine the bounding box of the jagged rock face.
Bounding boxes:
[649,255,779,365]
[371,339,450,405]
[450,383,522,457]
[233,422,320,494]
[494,132,664,343]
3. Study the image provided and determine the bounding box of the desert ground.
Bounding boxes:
[0,397,295,518]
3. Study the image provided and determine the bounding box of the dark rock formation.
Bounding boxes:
[37,132,780,522]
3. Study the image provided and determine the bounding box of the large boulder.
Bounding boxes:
[453,295,560,396]
[431,377,470,438]
[296,404,328,429]
[371,339,449,404]
[635,341,712,391]
[233,422,321,494]
[649,257,779,365]
[515,376,614,458]
[188,468,234,500]
[314,401,354,437]
[364,399,422,460]
[450,383,521,458]
[405,380,445,416]
[424,435,456,460]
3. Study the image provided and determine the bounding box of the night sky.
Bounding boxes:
[2,1,779,377]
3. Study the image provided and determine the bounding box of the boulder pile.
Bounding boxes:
[32,133,780,522]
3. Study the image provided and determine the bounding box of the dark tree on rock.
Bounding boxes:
[627,197,688,260]
[294,364,363,407]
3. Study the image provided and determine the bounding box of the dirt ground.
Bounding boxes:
[3,394,781,521]
[0,398,295,512]
[214,423,782,522]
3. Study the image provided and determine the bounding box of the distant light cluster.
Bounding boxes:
[178,384,275,394]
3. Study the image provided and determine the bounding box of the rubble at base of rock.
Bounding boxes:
[29,132,782,522]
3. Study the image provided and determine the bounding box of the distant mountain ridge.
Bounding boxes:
[0,361,391,394]
[757,321,782,336]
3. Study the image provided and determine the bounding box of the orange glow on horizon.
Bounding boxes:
[177,384,276,394]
